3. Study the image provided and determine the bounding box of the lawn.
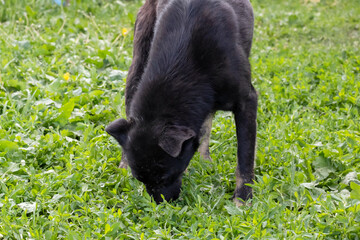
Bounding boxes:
[0,0,359,239]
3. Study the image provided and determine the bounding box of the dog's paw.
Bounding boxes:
[119,161,128,168]
[233,197,252,207]
[233,183,253,207]
[200,152,213,161]
[233,198,245,207]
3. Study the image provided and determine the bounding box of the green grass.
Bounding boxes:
[0,0,359,239]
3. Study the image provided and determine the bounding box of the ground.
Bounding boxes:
[0,0,359,239]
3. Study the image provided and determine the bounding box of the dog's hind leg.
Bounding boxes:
[198,113,214,161]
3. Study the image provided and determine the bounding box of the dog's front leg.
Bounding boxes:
[233,86,258,206]
[120,0,158,168]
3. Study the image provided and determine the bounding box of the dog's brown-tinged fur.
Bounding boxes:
[106,0,257,204]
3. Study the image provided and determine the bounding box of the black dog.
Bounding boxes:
[106,0,257,205]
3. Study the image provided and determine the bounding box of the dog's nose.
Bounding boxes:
[147,188,179,204]
[146,180,182,204]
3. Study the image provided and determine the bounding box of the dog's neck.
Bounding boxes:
[130,72,213,135]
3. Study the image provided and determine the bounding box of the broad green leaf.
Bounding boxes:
[313,153,335,180]
[224,204,244,215]
[73,194,83,202]
[90,90,104,97]
[0,139,18,151]
[105,224,111,234]
[56,99,75,125]
[25,6,36,17]
[7,162,20,173]
[350,182,360,200]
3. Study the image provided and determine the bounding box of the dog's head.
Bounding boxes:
[106,118,198,203]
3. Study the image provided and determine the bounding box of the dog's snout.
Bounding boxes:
[145,178,182,204]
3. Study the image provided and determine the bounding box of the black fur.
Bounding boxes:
[106,0,257,204]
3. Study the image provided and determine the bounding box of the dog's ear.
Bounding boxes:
[105,119,132,146]
[158,126,196,158]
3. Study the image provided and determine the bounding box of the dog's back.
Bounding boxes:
[151,0,241,70]
[153,0,253,55]
[131,0,254,119]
